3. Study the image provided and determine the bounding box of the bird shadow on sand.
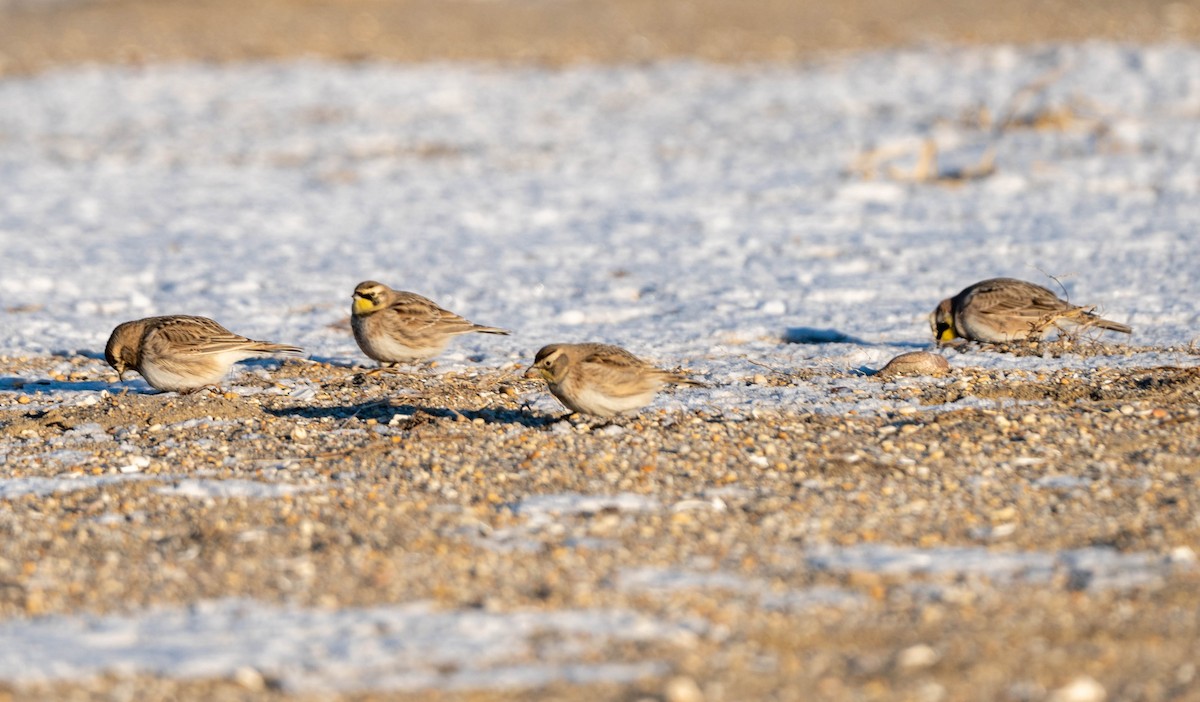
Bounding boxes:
[44,348,106,361]
[0,376,115,393]
[266,401,555,428]
[302,355,362,368]
[782,326,928,349]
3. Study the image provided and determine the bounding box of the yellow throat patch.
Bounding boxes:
[352,296,377,314]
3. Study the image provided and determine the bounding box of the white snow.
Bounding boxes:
[0,472,159,499]
[2,43,1200,691]
[618,541,1188,609]
[0,474,305,500]
[804,543,1189,590]
[153,478,312,499]
[511,492,661,518]
[0,599,697,692]
[473,492,661,552]
[1,44,1198,417]
[619,567,869,611]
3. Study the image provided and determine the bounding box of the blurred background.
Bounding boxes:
[2,0,1199,75]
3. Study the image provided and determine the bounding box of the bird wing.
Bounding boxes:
[578,345,664,398]
[969,280,1071,319]
[145,316,262,356]
[384,292,481,335]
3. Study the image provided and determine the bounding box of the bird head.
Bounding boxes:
[352,281,389,316]
[929,298,957,343]
[525,344,570,384]
[104,320,144,380]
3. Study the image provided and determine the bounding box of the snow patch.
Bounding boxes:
[0,600,699,693]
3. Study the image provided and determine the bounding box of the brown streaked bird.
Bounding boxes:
[104,315,304,393]
[350,280,509,366]
[930,277,1132,344]
[524,342,705,418]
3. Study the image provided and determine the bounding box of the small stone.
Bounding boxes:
[1048,676,1106,702]
[118,463,142,474]
[24,589,45,615]
[876,352,950,379]
[896,643,939,670]
[1169,546,1196,563]
[916,682,946,702]
[232,666,266,691]
[992,506,1017,521]
[17,395,31,404]
[760,299,786,315]
[664,675,704,702]
[1177,663,1196,685]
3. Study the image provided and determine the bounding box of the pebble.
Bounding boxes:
[876,352,950,379]
[1169,546,1197,563]
[1048,676,1106,702]
[232,666,266,691]
[896,644,939,670]
[665,676,705,702]
[118,456,151,474]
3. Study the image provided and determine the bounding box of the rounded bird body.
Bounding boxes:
[524,342,704,417]
[350,281,509,366]
[930,277,1132,344]
[104,315,303,393]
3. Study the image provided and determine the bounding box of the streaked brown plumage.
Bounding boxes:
[104,315,304,393]
[930,277,1132,344]
[523,342,704,417]
[350,280,509,366]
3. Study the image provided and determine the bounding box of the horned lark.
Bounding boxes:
[104,315,303,393]
[524,342,705,418]
[351,280,509,366]
[930,277,1132,344]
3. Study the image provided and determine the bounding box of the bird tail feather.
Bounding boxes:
[472,325,510,335]
[249,342,305,355]
[1091,318,1132,335]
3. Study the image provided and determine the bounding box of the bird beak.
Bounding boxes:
[523,366,539,380]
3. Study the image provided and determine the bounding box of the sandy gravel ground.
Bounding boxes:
[2,348,1199,700]
[2,0,1200,75]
